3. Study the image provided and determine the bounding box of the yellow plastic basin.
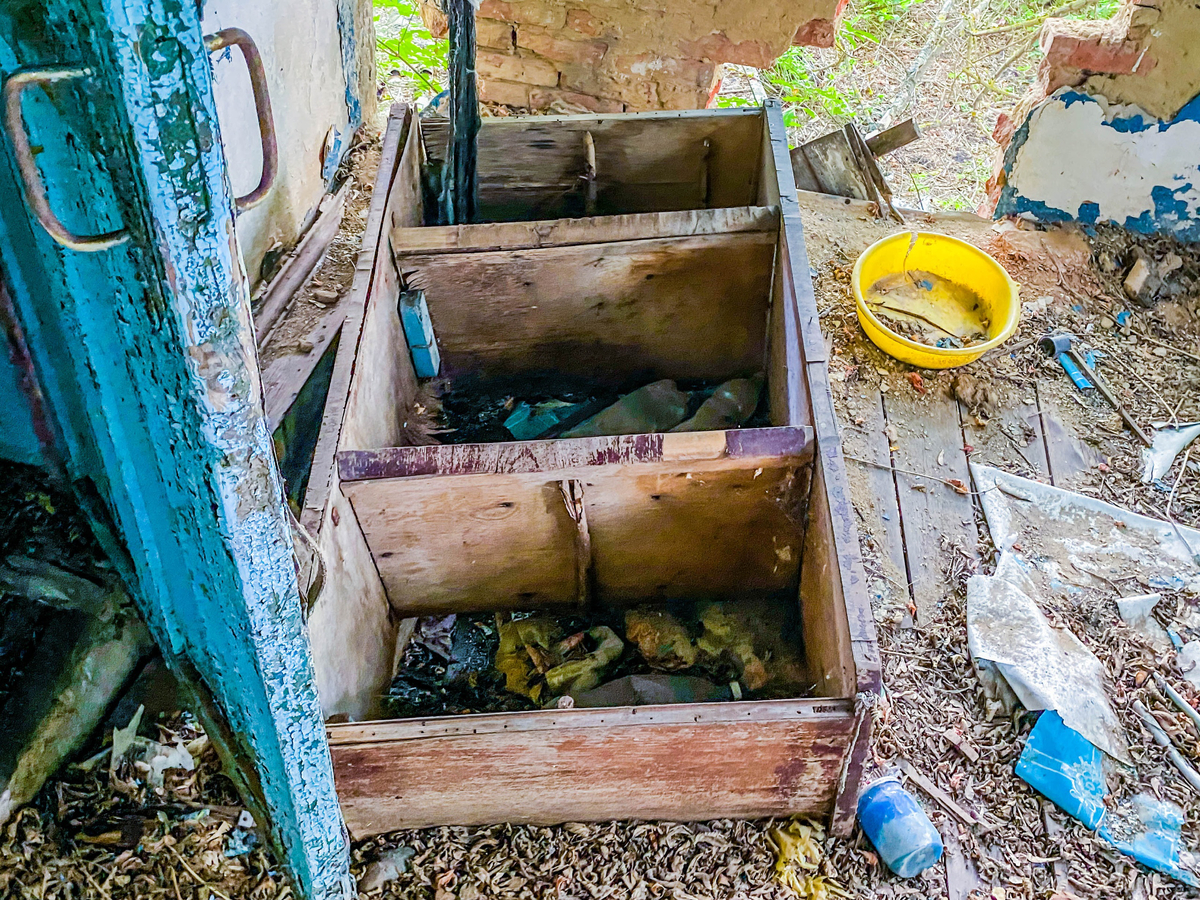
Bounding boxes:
[852,231,1020,369]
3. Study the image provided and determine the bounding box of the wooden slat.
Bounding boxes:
[254,183,348,344]
[390,205,777,254]
[328,699,855,837]
[398,230,776,382]
[338,426,812,481]
[883,390,978,622]
[261,309,346,432]
[765,99,879,838]
[865,119,920,158]
[421,108,764,218]
[844,389,909,596]
[300,105,412,532]
[1037,382,1104,488]
[342,446,811,616]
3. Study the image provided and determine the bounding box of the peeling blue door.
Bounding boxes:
[0,3,352,898]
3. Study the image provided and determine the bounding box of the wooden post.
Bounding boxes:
[0,3,352,898]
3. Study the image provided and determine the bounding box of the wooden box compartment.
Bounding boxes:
[301,105,880,841]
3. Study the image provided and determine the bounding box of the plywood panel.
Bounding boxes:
[328,699,855,837]
[340,429,813,615]
[422,109,764,219]
[343,472,581,615]
[390,205,777,255]
[399,230,776,382]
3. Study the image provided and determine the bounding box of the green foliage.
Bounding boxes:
[375,0,447,98]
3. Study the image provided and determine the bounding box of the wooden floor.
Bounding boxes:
[798,191,1106,624]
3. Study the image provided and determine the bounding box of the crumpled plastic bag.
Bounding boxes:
[625,609,696,670]
[769,818,848,900]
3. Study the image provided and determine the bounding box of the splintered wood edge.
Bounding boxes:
[336,425,814,482]
[326,697,855,745]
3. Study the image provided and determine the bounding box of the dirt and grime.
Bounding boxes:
[385,596,811,719]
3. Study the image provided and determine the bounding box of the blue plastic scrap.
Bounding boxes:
[399,289,441,378]
[1016,711,1199,887]
[1116,311,1132,327]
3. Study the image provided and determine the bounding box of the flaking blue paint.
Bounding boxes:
[996,88,1200,241]
[1,2,351,897]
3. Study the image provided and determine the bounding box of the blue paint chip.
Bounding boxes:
[399,289,441,378]
[1077,201,1100,224]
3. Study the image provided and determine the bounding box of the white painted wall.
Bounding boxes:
[999,88,1200,242]
[202,0,355,283]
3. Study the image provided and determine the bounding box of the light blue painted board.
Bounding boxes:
[0,2,352,897]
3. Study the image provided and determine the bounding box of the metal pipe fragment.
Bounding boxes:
[1153,673,1200,734]
[1132,699,1200,795]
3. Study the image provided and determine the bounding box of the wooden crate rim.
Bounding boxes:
[328,697,856,746]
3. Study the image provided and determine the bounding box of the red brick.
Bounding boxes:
[477,50,560,87]
[477,18,516,51]
[566,8,603,37]
[518,27,609,65]
[481,0,566,29]
[676,33,775,68]
[793,17,835,49]
[1043,35,1148,74]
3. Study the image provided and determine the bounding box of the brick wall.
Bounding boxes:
[421,0,843,112]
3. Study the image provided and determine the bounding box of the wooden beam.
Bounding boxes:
[254,184,348,346]
[865,118,921,157]
[328,699,855,837]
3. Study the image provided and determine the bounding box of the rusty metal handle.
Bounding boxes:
[204,28,278,212]
[2,67,130,252]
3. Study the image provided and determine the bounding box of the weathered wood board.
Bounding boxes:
[421,109,764,219]
[329,700,855,837]
[340,428,813,615]
[397,229,776,382]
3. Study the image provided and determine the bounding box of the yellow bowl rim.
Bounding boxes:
[852,230,1021,362]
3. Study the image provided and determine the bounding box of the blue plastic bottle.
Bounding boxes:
[857,777,944,877]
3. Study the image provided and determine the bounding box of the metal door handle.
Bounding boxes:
[204,28,278,211]
[2,67,130,252]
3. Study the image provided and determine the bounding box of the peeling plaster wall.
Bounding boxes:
[421,0,843,112]
[996,89,1200,243]
[201,0,375,284]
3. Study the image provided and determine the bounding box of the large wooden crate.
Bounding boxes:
[301,103,880,840]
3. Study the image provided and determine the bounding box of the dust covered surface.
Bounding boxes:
[809,192,1200,898]
[256,133,382,370]
[352,819,812,900]
[0,716,290,900]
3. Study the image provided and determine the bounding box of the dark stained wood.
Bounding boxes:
[398,230,776,383]
[338,426,812,481]
[261,308,346,432]
[865,119,920,158]
[421,108,764,219]
[328,699,855,837]
[390,205,777,255]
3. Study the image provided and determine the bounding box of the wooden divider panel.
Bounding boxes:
[328,698,855,837]
[339,427,813,615]
[397,230,776,382]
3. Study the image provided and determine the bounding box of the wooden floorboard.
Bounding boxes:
[881,389,977,624]
[842,386,909,603]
